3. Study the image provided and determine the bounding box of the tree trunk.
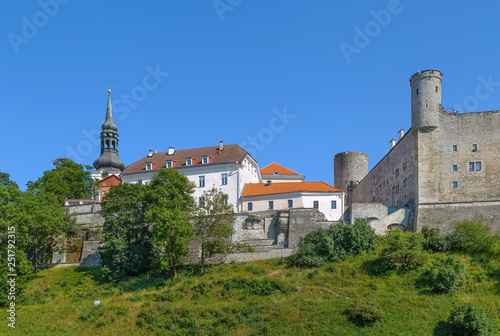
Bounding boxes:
[201,247,205,273]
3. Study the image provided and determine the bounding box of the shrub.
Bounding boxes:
[379,228,427,271]
[449,219,496,254]
[420,226,452,252]
[288,219,377,268]
[349,300,384,324]
[447,304,494,335]
[423,256,468,294]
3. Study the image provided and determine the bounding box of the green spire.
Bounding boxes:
[101,89,117,131]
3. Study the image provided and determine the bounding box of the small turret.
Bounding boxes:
[410,70,443,132]
[334,151,368,207]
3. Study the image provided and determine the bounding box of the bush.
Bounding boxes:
[449,219,496,254]
[447,304,494,335]
[425,256,468,294]
[288,219,377,268]
[420,226,452,252]
[379,228,427,271]
[349,300,384,324]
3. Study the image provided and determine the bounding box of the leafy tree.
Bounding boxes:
[0,173,32,306]
[27,158,97,205]
[447,304,494,335]
[288,219,377,268]
[20,190,76,272]
[379,228,427,271]
[449,219,496,254]
[99,183,153,281]
[146,169,195,277]
[193,188,252,272]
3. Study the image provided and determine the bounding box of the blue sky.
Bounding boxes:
[2,1,500,189]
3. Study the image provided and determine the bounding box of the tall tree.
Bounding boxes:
[146,168,195,277]
[99,183,153,281]
[20,190,75,272]
[0,173,32,306]
[27,158,97,205]
[193,188,235,272]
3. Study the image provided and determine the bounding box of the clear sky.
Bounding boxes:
[2,1,500,189]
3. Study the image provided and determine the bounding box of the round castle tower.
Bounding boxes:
[410,70,442,132]
[334,151,368,192]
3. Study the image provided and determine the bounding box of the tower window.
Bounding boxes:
[452,165,458,171]
[106,140,110,148]
[112,140,116,149]
[453,145,457,152]
[469,162,475,171]
[452,181,458,188]
[416,88,419,95]
[472,144,478,151]
[436,86,438,92]
[476,162,482,171]
[395,168,400,177]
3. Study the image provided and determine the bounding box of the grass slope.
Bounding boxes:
[2,251,499,335]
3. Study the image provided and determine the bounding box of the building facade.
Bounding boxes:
[336,70,500,232]
[121,143,262,212]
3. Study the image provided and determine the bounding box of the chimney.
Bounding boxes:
[389,139,396,150]
[168,147,175,155]
[148,149,153,157]
[266,180,272,187]
[398,129,405,142]
[219,141,224,152]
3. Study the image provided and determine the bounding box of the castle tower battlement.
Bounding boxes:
[410,69,442,133]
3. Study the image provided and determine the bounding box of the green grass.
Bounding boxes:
[2,251,499,335]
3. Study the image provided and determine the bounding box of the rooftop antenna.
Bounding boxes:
[153,144,157,154]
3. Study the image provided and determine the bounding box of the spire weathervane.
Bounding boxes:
[108,79,113,92]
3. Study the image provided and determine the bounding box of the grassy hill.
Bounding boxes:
[2,249,499,336]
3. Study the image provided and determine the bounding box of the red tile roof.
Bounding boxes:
[260,162,301,176]
[122,144,250,175]
[242,181,342,197]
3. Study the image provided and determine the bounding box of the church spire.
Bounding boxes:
[93,89,126,172]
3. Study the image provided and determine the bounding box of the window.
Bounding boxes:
[223,195,228,206]
[199,176,205,187]
[202,156,209,164]
[403,161,407,171]
[374,177,377,184]
[475,162,482,171]
[313,201,319,209]
[410,156,414,164]
[102,191,106,195]
[396,185,400,193]
[166,160,172,168]
[395,168,399,177]
[416,88,419,95]
[288,200,293,208]
[186,158,192,166]
[331,200,337,209]
[403,178,408,187]
[469,162,475,171]
[221,173,228,185]
[453,145,457,152]
[472,144,478,151]
[103,183,107,186]
[145,163,152,170]
[269,201,274,210]
[248,202,253,211]
[453,181,458,188]
[199,197,205,208]
[453,165,458,171]
[138,180,143,185]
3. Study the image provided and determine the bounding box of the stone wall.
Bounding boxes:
[349,203,413,234]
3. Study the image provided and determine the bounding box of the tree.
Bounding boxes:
[27,158,97,205]
[449,219,496,255]
[0,173,32,306]
[193,188,235,272]
[99,183,153,281]
[20,190,75,272]
[379,228,427,271]
[146,168,195,277]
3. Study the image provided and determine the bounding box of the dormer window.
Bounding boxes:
[166,161,172,168]
[145,163,152,170]
[202,156,209,164]
[273,172,279,175]
[186,158,192,166]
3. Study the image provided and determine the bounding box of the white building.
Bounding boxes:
[121,142,261,211]
[241,163,344,221]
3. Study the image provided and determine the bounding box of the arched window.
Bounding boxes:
[106,140,110,148]
[112,140,116,149]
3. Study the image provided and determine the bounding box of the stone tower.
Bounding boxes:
[334,151,368,207]
[93,89,126,178]
[410,70,443,204]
